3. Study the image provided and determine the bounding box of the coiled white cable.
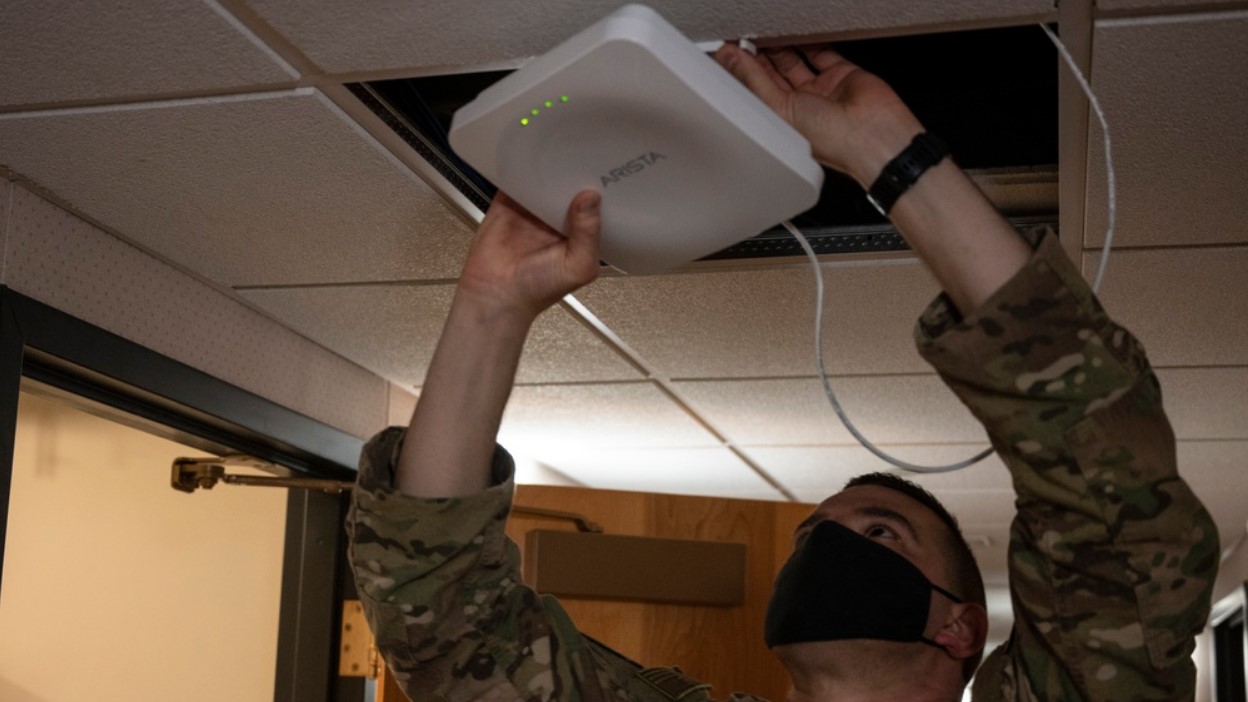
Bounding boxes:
[788,23,1116,474]
[1042,23,1116,292]
[784,218,995,474]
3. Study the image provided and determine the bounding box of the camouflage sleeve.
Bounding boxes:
[915,230,1220,702]
[346,427,606,702]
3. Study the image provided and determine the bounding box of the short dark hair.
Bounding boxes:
[844,472,987,683]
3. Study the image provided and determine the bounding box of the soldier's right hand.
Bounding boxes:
[713,43,923,191]
[455,190,602,323]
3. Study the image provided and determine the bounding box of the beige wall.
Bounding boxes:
[0,391,287,702]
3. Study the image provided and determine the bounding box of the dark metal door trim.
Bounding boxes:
[0,285,366,702]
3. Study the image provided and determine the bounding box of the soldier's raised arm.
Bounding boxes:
[713,43,1033,318]
[347,192,609,702]
[717,43,1221,700]
[395,191,602,498]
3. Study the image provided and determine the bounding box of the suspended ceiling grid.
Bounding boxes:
[2,0,1247,607]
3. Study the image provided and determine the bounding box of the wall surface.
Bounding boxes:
[0,391,288,702]
[504,484,813,702]
[1214,534,1248,603]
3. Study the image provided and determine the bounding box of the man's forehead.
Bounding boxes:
[803,483,942,531]
[798,483,959,587]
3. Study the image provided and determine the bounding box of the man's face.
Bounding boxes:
[791,484,954,593]
[770,483,986,689]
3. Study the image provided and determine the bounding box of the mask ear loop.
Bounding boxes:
[918,583,966,649]
[931,583,964,605]
[783,22,1116,475]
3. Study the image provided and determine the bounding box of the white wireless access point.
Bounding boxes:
[449,4,824,274]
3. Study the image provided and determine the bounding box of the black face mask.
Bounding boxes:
[764,520,963,648]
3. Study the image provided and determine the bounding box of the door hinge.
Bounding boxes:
[339,600,379,679]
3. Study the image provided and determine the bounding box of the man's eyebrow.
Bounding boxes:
[791,506,921,542]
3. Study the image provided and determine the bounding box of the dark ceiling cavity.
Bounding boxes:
[350,24,1059,262]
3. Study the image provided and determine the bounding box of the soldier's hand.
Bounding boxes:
[714,44,924,189]
[456,191,601,323]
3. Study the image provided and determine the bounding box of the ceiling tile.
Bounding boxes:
[5,186,388,440]
[497,382,721,455]
[516,446,785,500]
[0,89,473,287]
[387,383,418,427]
[675,376,987,446]
[247,0,1055,75]
[1086,247,1248,367]
[893,452,1016,493]
[0,1,294,108]
[512,456,586,488]
[1096,1,1236,11]
[742,445,1013,508]
[1156,368,1248,441]
[578,259,941,379]
[240,284,642,386]
[1085,12,1248,248]
[920,490,1022,530]
[1177,441,1248,547]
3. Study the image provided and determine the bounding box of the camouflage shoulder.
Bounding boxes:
[577,632,738,702]
[356,426,406,492]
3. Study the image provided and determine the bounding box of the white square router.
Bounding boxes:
[449,4,824,274]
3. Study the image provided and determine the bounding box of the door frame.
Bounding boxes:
[0,286,367,702]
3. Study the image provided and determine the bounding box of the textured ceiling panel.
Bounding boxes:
[5,186,388,439]
[921,491,1019,531]
[513,456,587,488]
[742,445,1013,500]
[1155,368,1248,441]
[675,376,987,446]
[767,458,1018,523]
[387,384,419,427]
[0,90,473,287]
[246,0,1053,75]
[497,382,721,455]
[578,259,940,379]
[1085,12,1248,248]
[1177,441,1248,546]
[523,446,785,500]
[1096,0,1237,11]
[1086,247,1248,367]
[240,284,642,387]
[0,1,294,108]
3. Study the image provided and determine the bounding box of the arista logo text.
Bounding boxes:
[600,152,668,188]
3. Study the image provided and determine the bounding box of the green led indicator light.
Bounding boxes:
[531,108,540,116]
[520,118,530,126]
[544,100,553,108]
[561,95,569,102]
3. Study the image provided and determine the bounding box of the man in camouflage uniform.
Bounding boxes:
[348,43,1219,702]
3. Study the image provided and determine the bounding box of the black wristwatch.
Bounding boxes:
[865,132,949,217]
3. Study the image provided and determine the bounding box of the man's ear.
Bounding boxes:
[933,602,989,660]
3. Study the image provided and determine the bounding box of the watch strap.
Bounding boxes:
[865,132,949,217]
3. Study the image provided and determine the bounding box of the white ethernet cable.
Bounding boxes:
[788,23,1116,474]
